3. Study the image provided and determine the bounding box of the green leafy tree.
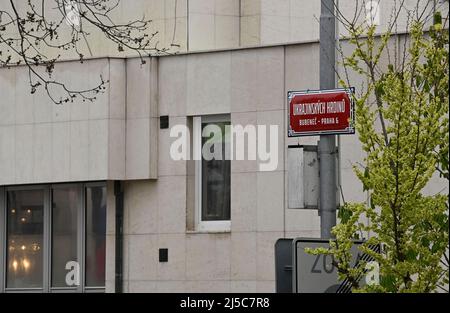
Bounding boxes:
[308,2,449,293]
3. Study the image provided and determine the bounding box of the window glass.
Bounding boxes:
[85,186,107,287]
[51,187,79,288]
[201,121,231,221]
[6,190,44,289]
[3,184,107,291]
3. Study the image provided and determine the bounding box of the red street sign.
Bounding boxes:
[288,88,355,137]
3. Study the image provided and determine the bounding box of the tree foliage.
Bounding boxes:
[308,1,449,293]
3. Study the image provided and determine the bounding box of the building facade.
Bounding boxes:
[0,0,447,293]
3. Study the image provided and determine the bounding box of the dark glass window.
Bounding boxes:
[201,121,231,221]
[2,183,107,292]
[85,186,107,287]
[51,187,79,287]
[6,190,44,289]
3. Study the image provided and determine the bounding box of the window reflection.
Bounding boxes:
[3,184,107,291]
[85,186,106,287]
[52,187,79,287]
[7,190,44,289]
[201,121,231,221]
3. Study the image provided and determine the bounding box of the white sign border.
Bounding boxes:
[287,87,356,137]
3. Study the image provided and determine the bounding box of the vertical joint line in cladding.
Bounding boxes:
[171,0,179,47]
[283,45,286,239]
[239,0,242,47]
[187,0,190,52]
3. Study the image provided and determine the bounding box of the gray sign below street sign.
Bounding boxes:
[293,238,379,293]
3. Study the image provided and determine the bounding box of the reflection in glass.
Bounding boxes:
[7,190,44,289]
[52,187,79,287]
[201,121,231,221]
[85,186,106,287]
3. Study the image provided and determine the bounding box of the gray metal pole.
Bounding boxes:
[319,0,337,239]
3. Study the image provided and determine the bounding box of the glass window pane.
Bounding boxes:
[6,190,44,289]
[51,187,79,288]
[201,121,231,221]
[85,186,107,287]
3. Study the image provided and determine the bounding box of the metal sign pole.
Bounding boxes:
[319,0,337,239]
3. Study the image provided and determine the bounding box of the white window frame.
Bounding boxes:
[193,115,231,232]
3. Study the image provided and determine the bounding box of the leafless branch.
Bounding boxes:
[0,0,174,104]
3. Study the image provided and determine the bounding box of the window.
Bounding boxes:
[194,115,231,232]
[51,186,80,288]
[0,183,106,293]
[6,189,45,289]
[85,185,107,288]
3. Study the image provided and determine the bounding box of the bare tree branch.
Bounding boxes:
[0,0,174,104]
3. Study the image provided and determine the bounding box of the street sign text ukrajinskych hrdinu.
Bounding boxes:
[288,88,355,137]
